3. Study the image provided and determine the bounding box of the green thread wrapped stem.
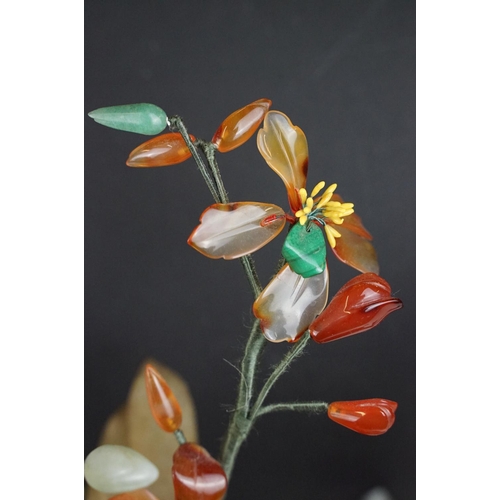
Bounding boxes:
[169,116,221,203]
[257,401,328,418]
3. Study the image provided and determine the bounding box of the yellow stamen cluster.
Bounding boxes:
[294,181,355,248]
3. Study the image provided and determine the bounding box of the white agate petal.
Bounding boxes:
[253,264,329,342]
[188,202,286,259]
[84,444,159,494]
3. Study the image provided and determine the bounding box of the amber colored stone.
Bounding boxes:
[126,133,195,167]
[309,273,402,344]
[110,489,160,500]
[257,111,309,213]
[172,443,228,500]
[212,98,271,153]
[145,364,182,433]
[327,399,398,436]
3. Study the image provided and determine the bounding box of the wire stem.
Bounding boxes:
[169,116,221,203]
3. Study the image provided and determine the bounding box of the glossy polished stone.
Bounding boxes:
[145,363,183,433]
[282,222,326,278]
[172,443,227,500]
[327,194,379,274]
[257,111,309,213]
[110,489,160,500]
[84,445,159,494]
[327,399,398,435]
[126,133,195,167]
[310,273,402,343]
[253,264,329,342]
[88,103,167,135]
[188,202,286,259]
[212,98,271,152]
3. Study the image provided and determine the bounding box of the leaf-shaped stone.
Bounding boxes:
[282,222,326,278]
[212,98,271,152]
[88,103,168,135]
[188,202,286,259]
[253,264,329,342]
[257,111,309,212]
[126,133,194,167]
[84,445,159,494]
[145,364,183,433]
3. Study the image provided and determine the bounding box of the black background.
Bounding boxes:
[85,1,415,499]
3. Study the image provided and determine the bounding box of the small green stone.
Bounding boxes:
[282,222,326,278]
[88,103,167,135]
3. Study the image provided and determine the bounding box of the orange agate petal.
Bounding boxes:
[126,133,195,167]
[172,443,227,500]
[330,194,373,240]
[212,98,271,152]
[145,364,182,433]
[110,490,160,500]
[327,399,398,436]
[329,224,380,274]
[257,111,308,212]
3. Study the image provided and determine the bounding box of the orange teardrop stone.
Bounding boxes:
[327,399,398,436]
[212,98,271,153]
[172,443,227,500]
[144,364,182,433]
[126,133,195,167]
[109,489,160,500]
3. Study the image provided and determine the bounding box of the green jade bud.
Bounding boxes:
[88,103,168,135]
[282,222,326,278]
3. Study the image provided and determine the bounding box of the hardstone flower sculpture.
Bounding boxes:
[188,110,379,276]
[188,110,393,342]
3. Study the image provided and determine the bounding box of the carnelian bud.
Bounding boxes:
[212,98,271,152]
[144,364,182,433]
[172,443,228,500]
[310,273,402,343]
[327,399,398,436]
[110,490,160,500]
[126,133,195,167]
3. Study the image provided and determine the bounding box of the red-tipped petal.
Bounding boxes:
[310,273,402,343]
[327,399,398,436]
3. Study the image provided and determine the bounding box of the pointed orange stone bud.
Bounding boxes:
[212,98,271,153]
[310,273,402,344]
[327,399,398,436]
[126,133,195,167]
[144,364,182,433]
[110,489,160,500]
[172,443,228,500]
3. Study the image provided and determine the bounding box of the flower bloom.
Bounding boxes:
[188,110,378,277]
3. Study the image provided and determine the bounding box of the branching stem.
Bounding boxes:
[174,116,317,493]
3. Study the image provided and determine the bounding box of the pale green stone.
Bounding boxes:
[84,444,159,494]
[88,103,167,135]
